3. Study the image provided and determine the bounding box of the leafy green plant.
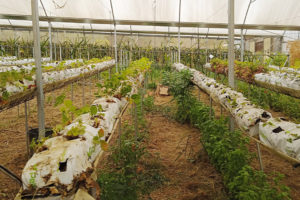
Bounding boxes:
[66,120,86,137]
[30,136,49,153]
[29,165,38,188]
[163,70,291,200]
[266,53,288,67]
[97,91,164,200]
[147,82,157,90]
[56,99,90,125]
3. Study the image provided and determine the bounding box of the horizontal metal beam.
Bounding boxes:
[0,24,278,38]
[0,14,300,31]
[0,25,241,40]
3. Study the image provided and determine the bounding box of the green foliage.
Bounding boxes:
[210,58,267,83]
[147,82,157,90]
[66,120,86,137]
[236,81,300,123]
[166,70,291,200]
[29,165,38,188]
[90,105,98,117]
[143,96,155,112]
[58,99,90,125]
[120,83,132,97]
[266,53,288,67]
[96,57,151,98]
[54,93,66,106]
[92,128,108,153]
[30,136,50,153]
[162,70,194,122]
[97,92,164,200]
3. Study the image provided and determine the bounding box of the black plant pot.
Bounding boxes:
[28,128,53,157]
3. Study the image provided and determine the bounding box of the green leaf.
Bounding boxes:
[90,105,98,116]
[54,93,66,106]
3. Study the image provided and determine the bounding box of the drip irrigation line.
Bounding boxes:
[0,164,22,186]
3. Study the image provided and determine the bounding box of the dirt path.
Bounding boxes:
[146,95,227,200]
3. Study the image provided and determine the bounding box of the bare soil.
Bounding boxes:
[147,94,227,200]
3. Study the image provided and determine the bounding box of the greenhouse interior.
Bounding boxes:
[0,0,300,199]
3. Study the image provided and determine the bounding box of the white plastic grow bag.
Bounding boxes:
[255,71,300,91]
[22,97,126,190]
[0,57,50,66]
[259,118,300,160]
[173,63,271,136]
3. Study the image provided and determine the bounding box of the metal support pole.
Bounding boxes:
[134,103,138,141]
[141,88,144,116]
[25,101,30,159]
[256,142,264,171]
[205,37,208,63]
[54,42,56,61]
[228,0,235,132]
[209,95,212,118]
[110,0,118,73]
[114,25,117,73]
[120,49,123,68]
[241,0,254,62]
[220,106,223,116]
[118,117,122,147]
[178,0,182,63]
[71,83,74,120]
[82,81,85,106]
[241,29,244,61]
[31,0,45,139]
[59,45,62,61]
[48,22,52,61]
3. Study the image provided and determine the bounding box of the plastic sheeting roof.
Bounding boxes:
[0,0,299,37]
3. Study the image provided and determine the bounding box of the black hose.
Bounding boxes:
[293,163,300,168]
[0,164,22,186]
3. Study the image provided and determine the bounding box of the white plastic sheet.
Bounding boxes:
[173,63,271,136]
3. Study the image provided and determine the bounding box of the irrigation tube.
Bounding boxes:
[0,165,22,186]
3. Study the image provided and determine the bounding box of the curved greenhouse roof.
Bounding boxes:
[0,0,299,38]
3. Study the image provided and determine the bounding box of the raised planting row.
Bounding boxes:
[0,57,112,111]
[236,81,300,123]
[207,59,300,98]
[19,58,151,198]
[0,59,83,73]
[173,63,300,162]
[0,56,17,61]
[0,57,50,66]
[254,71,300,98]
[162,69,291,199]
[268,65,300,73]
